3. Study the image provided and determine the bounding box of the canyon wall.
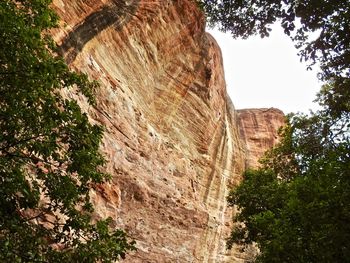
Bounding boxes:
[237,108,285,168]
[52,0,284,262]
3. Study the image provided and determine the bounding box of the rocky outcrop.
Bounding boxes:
[52,0,284,262]
[237,108,285,168]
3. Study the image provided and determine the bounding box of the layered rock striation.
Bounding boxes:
[52,0,284,262]
[237,108,285,168]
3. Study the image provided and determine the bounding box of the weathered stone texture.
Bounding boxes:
[237,108,285,169]
[52,0,284,262]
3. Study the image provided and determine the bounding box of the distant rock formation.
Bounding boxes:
[237,108,285,169]
[52,0,285,262]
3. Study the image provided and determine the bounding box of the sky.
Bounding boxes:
[208,24,322,114]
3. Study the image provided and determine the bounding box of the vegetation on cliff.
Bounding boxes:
[0,0,134,261]
[199,0,350,261]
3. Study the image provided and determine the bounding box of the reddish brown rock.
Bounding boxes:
[237,108,285,169]
[51,0,284,262]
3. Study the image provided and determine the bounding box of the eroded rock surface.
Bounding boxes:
[52,0,284,262]
[237,108,285,169]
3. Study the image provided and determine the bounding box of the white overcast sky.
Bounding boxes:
[208,24,322,114]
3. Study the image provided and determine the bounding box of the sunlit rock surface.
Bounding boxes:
[52,0,284,262]
[237,108,285,169]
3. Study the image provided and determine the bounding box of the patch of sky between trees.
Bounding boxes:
[208,22,322,114]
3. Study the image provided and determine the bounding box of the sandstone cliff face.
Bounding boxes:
[52,1,284,262]
[237,108,285,168]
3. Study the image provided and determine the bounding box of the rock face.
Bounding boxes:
[52,0,285,262]
[237,108,285,168]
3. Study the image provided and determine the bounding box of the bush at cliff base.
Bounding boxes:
[197,1,350,261]
[227,83,350,262]
[0,1,135,261]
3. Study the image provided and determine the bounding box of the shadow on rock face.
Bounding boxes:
[58,0,140,64]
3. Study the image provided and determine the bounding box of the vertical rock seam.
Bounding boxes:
[52,0,285,262]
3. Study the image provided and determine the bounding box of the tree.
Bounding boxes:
[226,86,350,262]
[198,0,350,115]
[196,1,350,261]
[0,0,134,261]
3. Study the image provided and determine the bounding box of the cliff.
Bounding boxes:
[51,0,285,262]
[237,108,285,168]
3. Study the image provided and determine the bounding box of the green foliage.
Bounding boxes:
[227,88,350,262]
[198,2,350,260]
[0,0,135,261]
